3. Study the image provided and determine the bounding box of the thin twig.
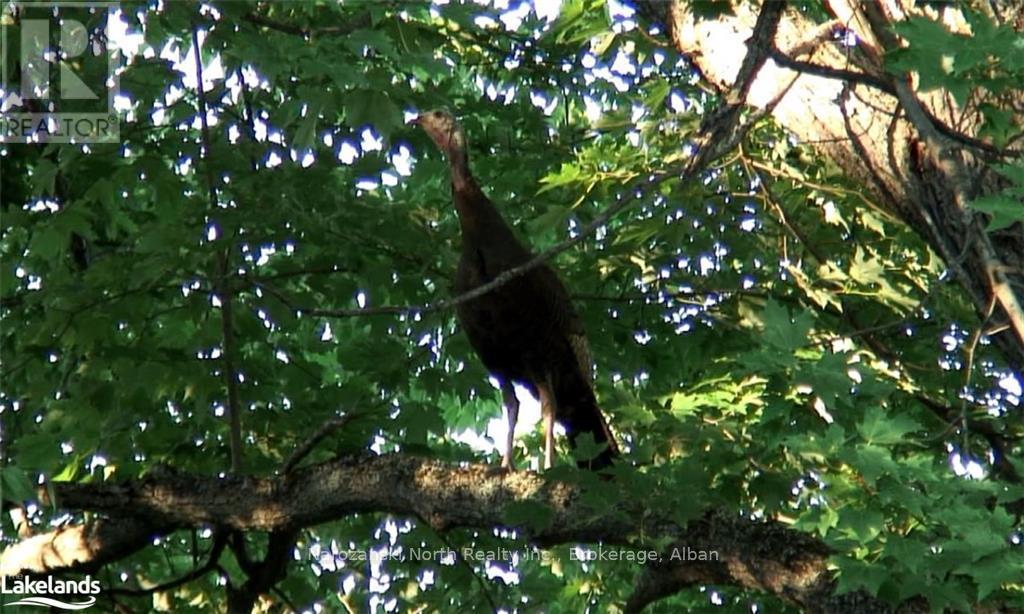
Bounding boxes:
[218,252,244,475]
[768,48,1017,158]
[191,23,243,474]
[429,526,499,612]
[811,316,934,348]
[271,586,299,613]
[283,416,353,474]
[243,11,372,38]
[960,296,998,457]
[256,191,642,320]
[109,530,227,596]
[247,265,353,283]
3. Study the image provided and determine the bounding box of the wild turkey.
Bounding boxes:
[413,109,618,470]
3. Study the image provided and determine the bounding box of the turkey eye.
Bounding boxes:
[433,111,441,117]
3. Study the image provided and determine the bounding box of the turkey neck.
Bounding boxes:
[447,148,523,251]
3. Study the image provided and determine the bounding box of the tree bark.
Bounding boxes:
[636,0,1024,369]
[0,453,902,612]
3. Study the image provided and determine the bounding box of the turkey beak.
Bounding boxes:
[410,115,422,126]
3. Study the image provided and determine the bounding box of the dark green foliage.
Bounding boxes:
[1,1,1021,612]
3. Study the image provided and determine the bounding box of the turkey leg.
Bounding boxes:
[500,380,519,470]
[538,382,556,469]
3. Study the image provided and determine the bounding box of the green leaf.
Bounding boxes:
[547,0,608,44]
[1,466,37,502]
[848,248,885,285]
[84,177,116,209]
[537,163,583,194]
[643,79,670,114]
[345,29,396,58]
[345,89,402,137]
[972,553,1022,600]
[995,483,1024,505]
[795,506,839,536]
[13,433,62,471]
[968,194,1023,231]
[839,507,884,542]
[293,102,322,150]
[844,444,900,486]
[834,557,889,597]
[799,351,850,406]
[528,205,572,238]
[503,500,554,532]
[882,535,929,574]
[570,432,611,466]
[51,459,81,482]
[761,300,813,351]
[30,158,58,196]
[29,225,64,262]
[856,406,922,446]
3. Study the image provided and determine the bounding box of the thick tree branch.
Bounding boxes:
[690,0,786,170]
[0,517,169,577]
[227,529,297,614]
[1,454,898,612]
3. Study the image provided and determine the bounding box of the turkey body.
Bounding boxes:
[414,108,618,470]
[450,170,617,470]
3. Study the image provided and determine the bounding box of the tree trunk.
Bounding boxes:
[637,0,1024,369]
